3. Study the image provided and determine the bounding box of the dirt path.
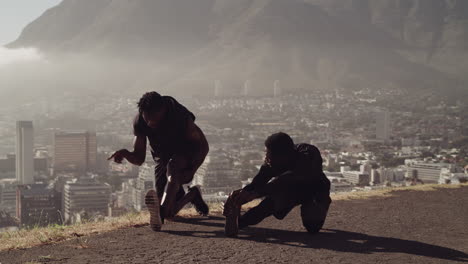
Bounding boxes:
[1,186,467,264]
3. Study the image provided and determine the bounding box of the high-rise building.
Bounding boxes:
[376,110,391,141]
[53,131,97,172]
[194,153,241,194]
[342,171,370,186]
[129,164,155,211]
[273,80,281,97]
[17,184,62,227]
[16,121,34,185]
[406,163,450,183]
[0,179,17,216]
[63,177,111,224]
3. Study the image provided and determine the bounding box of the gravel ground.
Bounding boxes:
[1,186,467,264]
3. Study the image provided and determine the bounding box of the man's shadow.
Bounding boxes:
[166,217,468,262]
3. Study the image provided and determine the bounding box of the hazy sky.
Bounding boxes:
[0,0,61,45]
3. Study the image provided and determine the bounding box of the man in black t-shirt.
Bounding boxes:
[109,92,209,231]
[223,132,331,237]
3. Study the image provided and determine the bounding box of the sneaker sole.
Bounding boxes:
[145,190,162,232]
[223,197,239,237]
[225,211,239,237]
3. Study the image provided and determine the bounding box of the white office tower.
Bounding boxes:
[16,121,34,185]
[376,110,391,141]
[342,171,370,186]
[273,80,281,97]
[63,177,111,224]
[134,164,155,211]
[243,80,251,97]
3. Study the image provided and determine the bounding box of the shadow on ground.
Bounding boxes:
[166,217,468,263]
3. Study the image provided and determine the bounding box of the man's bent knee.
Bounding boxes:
[300,196,331,234]
[303,220,325,234]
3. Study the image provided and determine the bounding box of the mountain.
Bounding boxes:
[7,0,468,96]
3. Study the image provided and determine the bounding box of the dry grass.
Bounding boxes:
[331,183,468,201]
[1,183,466,251]
[0,212,149,251]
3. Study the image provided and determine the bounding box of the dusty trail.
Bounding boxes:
[1,187,467,264]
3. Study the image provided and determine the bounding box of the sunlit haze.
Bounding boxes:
[0,2,467,256]
[0,46,42,67]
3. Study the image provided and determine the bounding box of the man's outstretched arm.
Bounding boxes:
[230,165,276,205]
[108,135,147,166]
[243,165,275,193]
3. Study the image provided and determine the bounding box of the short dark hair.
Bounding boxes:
[265,132,294,155]
[137,92,163,114]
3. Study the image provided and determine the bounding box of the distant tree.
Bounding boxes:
[324,162,341,172]
[421,151,436,159]
[450,136,468,149]
[377,153,405,168]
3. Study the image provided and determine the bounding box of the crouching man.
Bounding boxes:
[223,132,331,237]
[109,92,209,232]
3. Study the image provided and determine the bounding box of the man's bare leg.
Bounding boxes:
[161,155,191,218]
[162,153,208,218]
[163,184,209,218]
[161,174,181,218]
[174,186,209,216]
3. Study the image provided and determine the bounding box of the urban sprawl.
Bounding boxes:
[0,87,467,229]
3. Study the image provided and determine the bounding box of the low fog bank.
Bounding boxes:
[0,47,43,67]
[0,43,465,108]
[0,47,186,106]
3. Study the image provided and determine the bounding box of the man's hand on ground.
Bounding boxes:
[233,190,258,205]
[229,189,242,201]
[108,149,129,164]
[223,190,242,216]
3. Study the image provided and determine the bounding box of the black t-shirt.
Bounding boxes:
[133,96,196,159]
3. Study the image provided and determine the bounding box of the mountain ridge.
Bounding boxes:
[7,0,468,96]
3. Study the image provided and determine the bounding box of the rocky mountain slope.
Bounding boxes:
[7,0,468,96]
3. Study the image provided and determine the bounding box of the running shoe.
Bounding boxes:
[189,186,209,216]
[145,189,162,231]
[223,195,241,237]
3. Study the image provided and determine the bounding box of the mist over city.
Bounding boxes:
[0,1,467,262]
